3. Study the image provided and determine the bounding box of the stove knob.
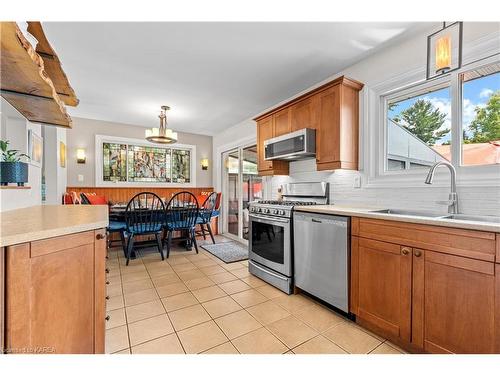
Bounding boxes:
[264,208,270,214]
[271,209,277,215]
[279,210,285,215]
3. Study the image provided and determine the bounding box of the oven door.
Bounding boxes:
[249,213,291,277]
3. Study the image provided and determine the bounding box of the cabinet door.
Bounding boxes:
[316,85,340,164]
[356,237,412,342]
[273,107,291,137]
[6,231,97,354]
[257,116,274,172]
[412,249,498,353]
[291,96,318,132]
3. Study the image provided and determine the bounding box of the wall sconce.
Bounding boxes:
[201,158,209,170]
[76,148,86,164]
[426,22,462,80]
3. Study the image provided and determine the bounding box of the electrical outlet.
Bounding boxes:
[353,176,361,188]
[78,174,84,182]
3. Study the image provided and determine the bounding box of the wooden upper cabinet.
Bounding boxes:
[412,249,499,354]
[273,107,291,136]
[354,237,412,343]
[290,95,319,132]
[256,116,288,175]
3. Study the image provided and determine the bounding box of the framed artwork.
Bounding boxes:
[59,141,66,168]
[28,129,43,167]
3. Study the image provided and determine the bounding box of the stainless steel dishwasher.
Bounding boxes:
[293,211,349,313]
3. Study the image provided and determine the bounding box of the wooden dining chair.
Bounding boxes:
[124,192,165,265]
[164,191,199,258]
[196,192,217,244]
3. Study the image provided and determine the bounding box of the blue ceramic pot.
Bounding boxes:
[0,162,29,186]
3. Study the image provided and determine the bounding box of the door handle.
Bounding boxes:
[401,247,410,255]
[96,233,105,240]
[414,250,422,257]
[311,218,322,223]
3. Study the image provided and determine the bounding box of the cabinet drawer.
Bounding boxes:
[357,218,496,262]
[31,231,95,257]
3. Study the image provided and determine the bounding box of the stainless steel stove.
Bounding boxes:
[248,182,329,294]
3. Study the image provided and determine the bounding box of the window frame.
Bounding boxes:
[366,53,500,188]
[95,134,196,188]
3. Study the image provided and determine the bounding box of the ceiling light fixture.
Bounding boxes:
[145,105,178,144]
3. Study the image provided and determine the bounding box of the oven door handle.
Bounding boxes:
[250,261,289,281]
[249,213,290,224]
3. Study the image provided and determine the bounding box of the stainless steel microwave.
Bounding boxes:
[264,128,316,161]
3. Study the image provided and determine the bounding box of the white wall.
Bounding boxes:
[213,22,500,216]
[42,126,67,204]
[66,117,213,188]
[0,98,43,211]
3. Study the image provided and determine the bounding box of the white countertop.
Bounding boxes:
[0,205,109,247]
[294,204,500,233]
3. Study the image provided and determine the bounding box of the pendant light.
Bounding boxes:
[145,105,178,144]
[426,22,462,80]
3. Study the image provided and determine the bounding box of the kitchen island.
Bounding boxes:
[0,205,109,354]
[294,204,500,354]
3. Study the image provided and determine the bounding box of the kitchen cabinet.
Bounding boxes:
[350,217,500,354]
[4,230,106,354]
[254,76,363,176]
[256,115,289,176]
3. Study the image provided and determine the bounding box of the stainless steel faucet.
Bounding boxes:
[424,161,459,214]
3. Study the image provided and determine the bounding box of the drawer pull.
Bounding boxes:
[105,268,110,273]
[414,250,422,257]
[96,233,105,240]
[106,295,110,300]
[105,315,110,321]
[106,281,110,285]
[401,247,410,255]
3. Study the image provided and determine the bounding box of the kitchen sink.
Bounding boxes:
[369,209,446,218]
[440,214,500,223]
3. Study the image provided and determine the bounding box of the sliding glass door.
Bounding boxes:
[222,144,262,242]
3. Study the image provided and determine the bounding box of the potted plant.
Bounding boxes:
[0,140,30,186]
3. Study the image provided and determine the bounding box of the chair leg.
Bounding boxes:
[200,224,207,240]
[166,231,172,259]
[120,231,126,253]
[155,232,164,261]
[206,223,216,244]
[191,229,199,254]
[126,234,135,266]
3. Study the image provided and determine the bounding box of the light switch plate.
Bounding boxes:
[78,174,84,182]
[353,176,361,188]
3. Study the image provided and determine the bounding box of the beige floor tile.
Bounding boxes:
[177,269,206,282]
[177,321,228,354]
[184,276,215,291]
[370,342,404,354]
[246,301,290,325]
[120,264,147,275]
[121,271,149,283]
[124,288,158,307]
[273,294,315,313]
[215,310,262,340]
[230,268,250,279]
[162,292,199,312]
[231,289,268,308]
[128,314,174,346]
[106,275,122,286]
[156,282,189,298]
[202,296,243,319]
[240,275,267,288]
[323,322,381,354]
[168,304,212,331]
[385,340,407,353]
[112,348,131,354]
[122,278,154,295]
[231,327,287,354]
[186,253,210,261]
[152,273,182,287]
[105,325,129,354]
[293,304,346,332]
[126,300,166,323]
[147,266,176,278]
[172,262,198,272]
[267,316,317,349]
[256,284,288,299]
[166,256,191,265]
[218,279,252,295]
[106,283,124,297]
[131,333,185,354]
[221,262,244,271]
[192,285,227,303]
[202,341,239,354]
[106,308,126,329]
[208,271,238,284]
[191,259,218,268]
[107,295,125,311]
[199,265,227,276]
[292,335,347,354]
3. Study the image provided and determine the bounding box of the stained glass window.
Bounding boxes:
[172,149,191,183]
[103,143,127,181]
[127,145,170,182]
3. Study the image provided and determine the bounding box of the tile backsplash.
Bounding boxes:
[269,159,500,216]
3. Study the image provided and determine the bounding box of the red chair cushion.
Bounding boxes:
[86,194,108,205]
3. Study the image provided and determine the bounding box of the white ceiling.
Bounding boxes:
[43,22,430,136]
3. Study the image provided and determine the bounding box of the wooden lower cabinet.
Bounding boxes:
[4,229,106,354]
[351,219,500,354]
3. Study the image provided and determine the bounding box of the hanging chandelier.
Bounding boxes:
[145,105,178,144]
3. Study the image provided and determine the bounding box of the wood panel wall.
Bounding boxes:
[66,187,214,204]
